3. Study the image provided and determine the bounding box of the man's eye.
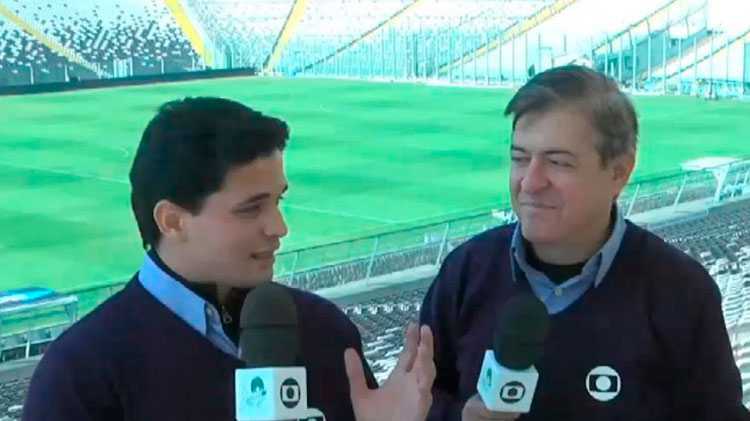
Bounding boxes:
[550,159,572,167]
[238,206,261,214]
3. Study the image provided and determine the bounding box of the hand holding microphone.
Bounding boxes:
[463,293,550,421]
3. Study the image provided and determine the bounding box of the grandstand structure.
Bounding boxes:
[1,0,750,418]
[0,0,746,96]
[0,156,747,417]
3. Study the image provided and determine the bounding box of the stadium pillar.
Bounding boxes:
[662,30,667,94]
[647,24,652,82]
[498,34,503,84]
[712,166,731,203]
[726,36,730,87]
[511,36,516,86]
[693,36,698,88]
[678,37,683,93]
[448,27,454,82]
[485,27,490,85]
[290,251,299,286]
[619,37,624,83]
[393,29,398,80]
[365,237,380,280]
[626,183,640,217]
[744,43,750,95]
[459,33,465,83]
[524,31,529,82]
[710,34,715,90]
[381,30,386,78]
[474,31,479,84]
[673,174,688,208]
[631,31,637,92]
[433,28,440,81]
[436,222,451,265]
[537,32,542,75]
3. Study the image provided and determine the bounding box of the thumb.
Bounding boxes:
[344,348,369,401]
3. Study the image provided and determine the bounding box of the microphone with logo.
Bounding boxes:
[235,282,326,421]
[476,293,550,414]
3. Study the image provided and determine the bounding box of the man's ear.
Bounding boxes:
[153,199,189,243]
[611,152,636,191]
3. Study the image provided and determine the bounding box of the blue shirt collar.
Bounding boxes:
[138,253,213,336]
[511,205,627,288]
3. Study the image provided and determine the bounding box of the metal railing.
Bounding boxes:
[49,157,750,318]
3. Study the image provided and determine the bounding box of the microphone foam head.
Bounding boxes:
[492,292,550,370]
[239,282,300,368]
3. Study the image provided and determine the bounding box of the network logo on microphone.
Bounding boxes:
[280,378,301,409]
[586,366,621,402]
[499,381,526,404]
[245,376,267,408]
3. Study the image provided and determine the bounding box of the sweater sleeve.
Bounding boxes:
[420,247,467,421]
[652,257,749,420]
[22,339,121,421]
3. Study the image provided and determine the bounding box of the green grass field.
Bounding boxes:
[1,77,750,293]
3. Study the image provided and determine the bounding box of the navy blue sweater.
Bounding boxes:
[421,222,748,420]
[23,278,375,421]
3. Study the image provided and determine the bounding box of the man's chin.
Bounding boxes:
[521,226,562,246]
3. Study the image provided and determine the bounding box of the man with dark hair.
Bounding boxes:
[421,66,748,420]
[24,97,435,421]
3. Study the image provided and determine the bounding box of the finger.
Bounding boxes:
[415,326,436,393]
[393,322,419,374]
[465,394,521,420]
[419,325,434,362]
[343,348,368,400]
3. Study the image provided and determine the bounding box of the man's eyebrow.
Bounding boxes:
[510,145,576,157]
[234,185,288,208]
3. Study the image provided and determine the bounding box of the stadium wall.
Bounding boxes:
[0,66,258,96]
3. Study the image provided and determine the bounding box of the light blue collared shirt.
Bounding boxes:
[510,207,627,314]
[138,253,238,357]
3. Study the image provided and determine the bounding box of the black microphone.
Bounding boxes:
[477,292,550,413]
[239,281,299,368]
[234,282,325,421]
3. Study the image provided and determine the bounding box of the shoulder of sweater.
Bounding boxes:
[42,276,146,362]
[446,224,515,263]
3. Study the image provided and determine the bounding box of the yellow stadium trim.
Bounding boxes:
[264,0,310,73]
[163,0,212,67]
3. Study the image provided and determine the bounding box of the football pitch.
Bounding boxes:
[1,77,750,293]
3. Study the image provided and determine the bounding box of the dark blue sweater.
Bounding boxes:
[421,222,748,420]
[23,278,375,421]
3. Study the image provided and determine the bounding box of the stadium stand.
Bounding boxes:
[1,0,749,414]
[0,16,90,85]
[276,0,413,75]
[0,359,36,421]
[186,0,293,70]
[338,198,750,395]
[301,0,553,79]
[1,0,196,79]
